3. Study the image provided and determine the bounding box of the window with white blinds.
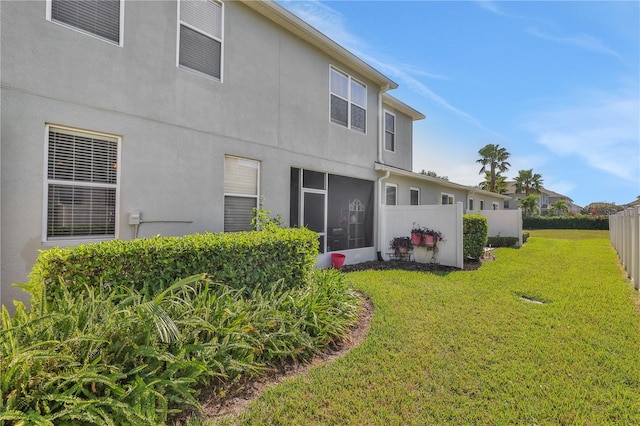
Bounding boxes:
[224,156,259,232]
[45,126,119,239]
[48,0,122,45]
[178,0,223,80]
[330,67,367,133]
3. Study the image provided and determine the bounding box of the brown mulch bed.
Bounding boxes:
[340,259,482,273]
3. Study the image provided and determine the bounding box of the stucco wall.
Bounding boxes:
[0,1,417,306]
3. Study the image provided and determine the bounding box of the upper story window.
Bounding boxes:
[468,198,474,211]
[492,202,499,210]
[384,111,395,152]
[45,125,120,241]
[480,200,485,210]
[178,0,223,80]
[330,67,366,133]
[47,0,123,45]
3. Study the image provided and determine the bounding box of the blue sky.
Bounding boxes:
[277,0,640,207]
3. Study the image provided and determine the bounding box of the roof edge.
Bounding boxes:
[375,163,511,200]
[240,0,398,90]
[383,93,425,121]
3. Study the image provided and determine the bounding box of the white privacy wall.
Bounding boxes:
[380,203,464,268]
[480,208,523,246]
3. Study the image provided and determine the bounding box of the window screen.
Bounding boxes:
[50,0,121,44]
[46,127,118,239]
[179,0,223,79]
[330,67,366,132]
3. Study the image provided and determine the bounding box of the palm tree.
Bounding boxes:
[479,171,508,194]
[514,169,543,196]
[476,144,511,193]
[519,195,540,217]
[549,199,569,216]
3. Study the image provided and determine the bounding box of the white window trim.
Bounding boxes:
[42,124,121,243]
[223,155,260,231]
[468,197,474,211]
[46,0,125,47]
[176,0,225,82]
[384,110,396,153]
[299,170,328,253]
[492,202,499,210]
[410,187,420,205]
[385,183,398,206]
[329,65,367,134]
[480,200,485,210]
[441,192,454,205]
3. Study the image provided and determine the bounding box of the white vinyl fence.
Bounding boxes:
[480,208,523,246]
[380,203,464,268]
[610,206,640,290]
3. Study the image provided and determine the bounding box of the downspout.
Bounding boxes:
[376,169,391,260]
[377,84,391,164]
[375,84,391,260]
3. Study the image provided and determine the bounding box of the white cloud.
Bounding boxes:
[524,93,640,183]
[527,27,624,60]
[474,1,513,18]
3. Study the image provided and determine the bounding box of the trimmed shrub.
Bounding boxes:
[463,214,488,260]
[25,227,319,307]
[523,215,609,230]
[487,236,519,248]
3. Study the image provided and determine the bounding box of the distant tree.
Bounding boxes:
[420,170,449,181]
[519,195,540,217]
[479,171,508,194]
[549,199,569,216]
[581,202,623,216]
[476,144,511,193]
[514,169,543,196]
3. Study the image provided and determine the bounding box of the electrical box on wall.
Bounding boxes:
[128,212,141,225]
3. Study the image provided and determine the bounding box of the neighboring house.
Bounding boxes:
[375,164,509,213]
[0,0,507,307]
[503,183,579,215]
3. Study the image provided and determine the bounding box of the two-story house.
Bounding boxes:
[0,0,508,307]
[503,183,580,215]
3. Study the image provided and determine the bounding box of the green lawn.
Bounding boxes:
[210,230,640,425]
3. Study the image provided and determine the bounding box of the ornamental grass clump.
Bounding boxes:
[1,268,359,424]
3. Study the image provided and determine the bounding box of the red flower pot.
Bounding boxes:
[331,253,346,269]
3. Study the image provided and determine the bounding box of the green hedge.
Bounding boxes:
[523,215,609,230]
[463,214,488,260]
[25,227,319,306]
[487,236,519,248]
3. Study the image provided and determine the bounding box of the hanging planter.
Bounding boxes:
[410,223,445,249]
[411,231,423,246]
[423,233,436,247]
